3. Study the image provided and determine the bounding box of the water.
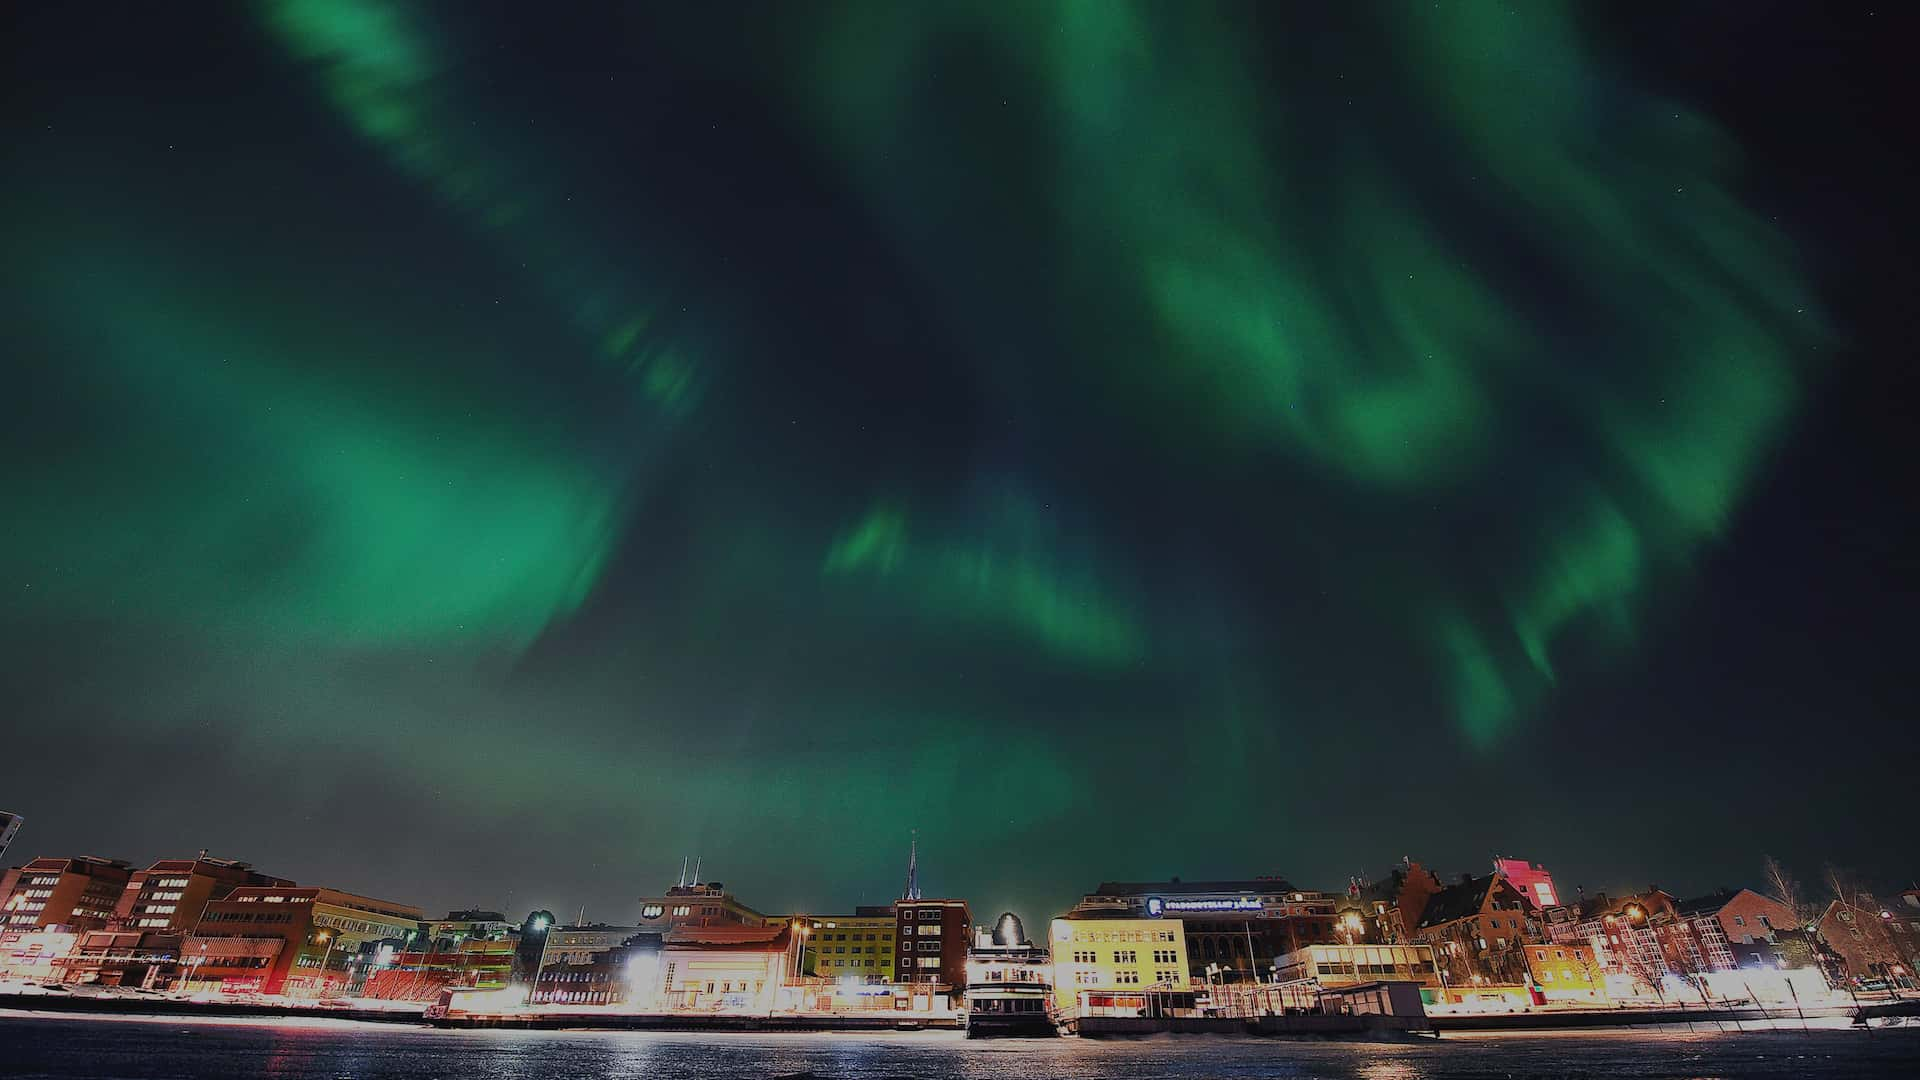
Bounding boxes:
[3,1013,1918,1079]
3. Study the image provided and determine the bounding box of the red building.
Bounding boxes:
[1406,873,1537,985]
[1493,857,1561,909]
[115,856,292,932]
[186,885,423,996]
[1816,898,1911,988]
[1673,889,1797,969]
[896,899,970,988]
[0,857,133,933]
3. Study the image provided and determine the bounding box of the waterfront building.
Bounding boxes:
[797,905,895,982]
[892,841,971,990]
[1522,941,1607,1004]
[0,928,80,981]
[897,898,971,988]
[1344,861,1446,944]
[532,922,644,990]
[363,936,518,1000]
[1543,891,1738,992]
[1672,889,1797,969]
[60,930,185,988]
[636,870,773,935]
[965,912,1055,1035]
[423,909,515,945]
[1406,873,1536,986]
[1271,943,1442,991]
[658,922,794,1011]
[1815,897,1911,987]
[1492,857,1560,909]
[185,885,424,996]
[1048,909,1190,1017]
[531,933,661,1007]
[1076,876,1341,981]
[0,856,133,933]
[115,855,292,932]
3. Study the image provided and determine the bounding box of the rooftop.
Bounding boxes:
[1090,878,1300,896]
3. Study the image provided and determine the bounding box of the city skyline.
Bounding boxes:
[3,1,1916,934]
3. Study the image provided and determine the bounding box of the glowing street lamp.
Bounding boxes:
[1340,911,1365,946]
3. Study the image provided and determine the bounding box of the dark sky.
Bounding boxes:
[2,2,1914,925]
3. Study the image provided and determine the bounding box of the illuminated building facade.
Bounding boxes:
[1407,873,1537,986]
[114,856,292,932]
[1674,889,1796,969]
[636,878,771,934]
[1522,941,1606,1003]
[0,929,80,980]
[60,930,185,988]
[1544,891,1737,989]
[896,898,971,987]
[530,934,661,1006]
[658,922,794,1011]
[186,885,423,996]
[532,923,643,988]
[1048,911,1190,1016]
[1077,877,1340,981]
[798,906,895,982]
[0,856,132,933]
[363,937,518,1000]
[1271,943,1442,990]
[1492,857,1560,909]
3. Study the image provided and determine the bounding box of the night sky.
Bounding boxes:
[2,2,1914,926]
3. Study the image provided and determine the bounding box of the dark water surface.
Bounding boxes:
[3,1013,1918,1079]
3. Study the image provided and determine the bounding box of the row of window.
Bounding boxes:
[1065,929,1178,943]
[202,910,297,924]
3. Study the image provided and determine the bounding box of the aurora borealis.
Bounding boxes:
[2,3,1912,920]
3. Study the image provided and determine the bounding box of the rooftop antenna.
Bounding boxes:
[679,857,689,888]
[903,831,921,901]
[693,856,703,885]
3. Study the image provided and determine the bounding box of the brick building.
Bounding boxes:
[186,885,423,996]
[1407,873,1537,986]
[115,856,292,932]
[1816,898,1910,987]
[1673,889,1797,969]
[0,857,133,933]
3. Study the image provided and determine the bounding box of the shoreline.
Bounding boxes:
[4,992,1905,1037]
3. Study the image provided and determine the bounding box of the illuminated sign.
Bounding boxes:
[1145,896,1262,916]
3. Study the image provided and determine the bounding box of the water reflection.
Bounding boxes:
[2,1016,1918,1079]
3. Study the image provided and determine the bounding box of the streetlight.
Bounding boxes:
[181,942,207,995]
[311,932,346,999]
[1340,912,1364,947]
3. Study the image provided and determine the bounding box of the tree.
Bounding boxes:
[1762,855,1815,928]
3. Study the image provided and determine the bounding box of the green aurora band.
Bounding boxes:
[0,0,1827,896]
[779,0,1820,746]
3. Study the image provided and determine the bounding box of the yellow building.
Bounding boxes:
[1049,914,1189,1016]
[798,912,895,982]
[1524,942,1608,1004]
